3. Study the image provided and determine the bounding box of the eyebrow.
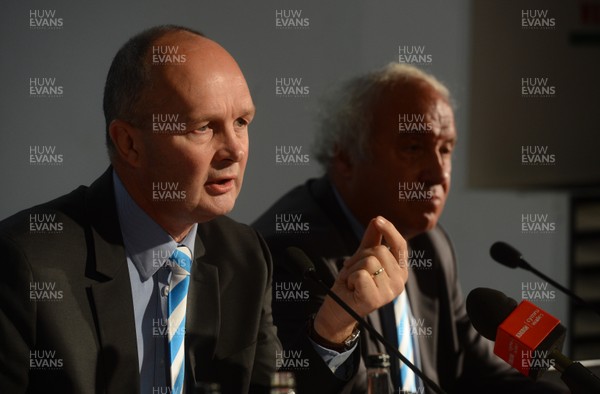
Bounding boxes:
[184,103,257,124]
[239,104,256,118]
[443,136,458,146]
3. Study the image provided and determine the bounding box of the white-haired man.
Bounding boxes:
[253,64,567,394]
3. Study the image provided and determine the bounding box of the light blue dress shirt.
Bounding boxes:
[113,172,197,394]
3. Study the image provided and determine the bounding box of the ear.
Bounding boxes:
[108,119,143,167]
[330,147,354,179]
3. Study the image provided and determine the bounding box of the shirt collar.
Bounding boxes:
[113,171,197,282]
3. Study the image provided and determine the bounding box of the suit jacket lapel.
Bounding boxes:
[85,168,140,394]
[186,232,220,386]
[406,234,441,387]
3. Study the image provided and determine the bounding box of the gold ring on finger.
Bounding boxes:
[372,267,385,277]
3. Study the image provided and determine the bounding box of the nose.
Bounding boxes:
[214,124,246,164]
[422,150,449,186]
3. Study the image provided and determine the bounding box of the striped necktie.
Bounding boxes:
[168,245,192,394]
[394,291,416,393]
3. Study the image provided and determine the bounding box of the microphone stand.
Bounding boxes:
[551,349,600,394]
[519,260,600,317]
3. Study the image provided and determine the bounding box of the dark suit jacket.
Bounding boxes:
[252,176,567,394]
[0,168,282,394]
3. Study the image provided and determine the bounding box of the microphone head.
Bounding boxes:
[466,287,518,341]
[285,247,316,279]
[490,241,524,269]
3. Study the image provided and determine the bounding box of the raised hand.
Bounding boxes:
[313,216,408,344]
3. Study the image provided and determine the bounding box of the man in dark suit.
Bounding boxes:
[0,25,279,394]
[253,64,567,393]
[0,26,409,394]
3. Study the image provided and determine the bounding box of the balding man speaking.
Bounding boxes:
[0,26,406,394]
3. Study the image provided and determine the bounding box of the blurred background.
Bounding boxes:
[1,0,599,360]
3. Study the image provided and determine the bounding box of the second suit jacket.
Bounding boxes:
[252,176,567,394]
[0,168,281,394]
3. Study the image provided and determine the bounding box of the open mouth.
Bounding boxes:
[205,177,235,194]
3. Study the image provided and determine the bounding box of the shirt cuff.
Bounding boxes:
[310,337,358,379]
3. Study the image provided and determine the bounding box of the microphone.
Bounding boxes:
[284,247,447,394]
[466,287,600,394]
[490,241,524,269]
[490,241,600,317]
[466,288,566,379]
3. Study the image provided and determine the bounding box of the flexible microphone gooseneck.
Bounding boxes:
[285,246,447,394]
[490,241,600,317]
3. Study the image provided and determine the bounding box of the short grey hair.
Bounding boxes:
[312,63,451,170]
[103,25,205,159]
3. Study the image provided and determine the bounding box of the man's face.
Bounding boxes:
[134,32,255,225]
[343,82,456,240]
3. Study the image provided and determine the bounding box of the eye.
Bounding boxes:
[234,118,249,128]
[405,143,422,152]
[196,124,211,133]
[440,143,454,155]
[189,124,214,140]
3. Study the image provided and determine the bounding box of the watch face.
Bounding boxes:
[344,327,360,348]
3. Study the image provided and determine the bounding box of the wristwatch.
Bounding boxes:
[308,314,360,352]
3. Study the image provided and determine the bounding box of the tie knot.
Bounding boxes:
[170,245,192,275]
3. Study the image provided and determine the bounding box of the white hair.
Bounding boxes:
[312,63,451,170]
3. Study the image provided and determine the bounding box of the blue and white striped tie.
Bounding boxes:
[168,245,192,394]
[394,291,416,393]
